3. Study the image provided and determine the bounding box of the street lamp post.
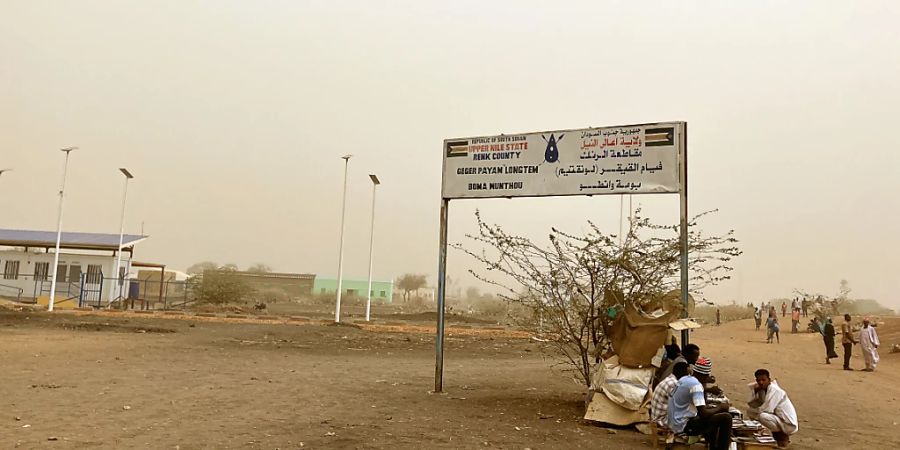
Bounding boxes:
[111,168,134,305]
[334,155,352,323]
[48,147,77,312]
[365,174,380,321]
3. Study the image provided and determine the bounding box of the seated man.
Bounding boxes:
[692,356,729,406]
[667,360,733,450]
[650,361,687,428]
[747,369,798,448]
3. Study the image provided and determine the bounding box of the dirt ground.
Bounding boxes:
[1,310,898,449]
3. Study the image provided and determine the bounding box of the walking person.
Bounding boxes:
[781,302,787,318]
[791,308,800,334]
[801,299,809,318]
[754,307,762,331]
[858,317,880,372]
[766,312,780,344]
[716,308,721,326]
[841,314,857,371]
[822,317,838,364]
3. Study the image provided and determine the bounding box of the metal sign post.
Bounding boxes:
[678,124,690,347]
[434,199,450,392]
[434,122,687,392]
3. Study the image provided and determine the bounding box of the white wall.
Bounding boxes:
[0,248,131,300]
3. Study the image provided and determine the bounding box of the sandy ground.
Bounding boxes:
[0,310,898,449]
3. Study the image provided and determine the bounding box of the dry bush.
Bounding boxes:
[458,209,741,387]
[694,304,754,324]
[187,270,255,305]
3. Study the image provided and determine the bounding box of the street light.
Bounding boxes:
[111,168,134,305]
[334,154,352,323]
[48,147,77,312]
[365,174,381,321]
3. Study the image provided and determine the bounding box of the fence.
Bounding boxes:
[4,272,193,310]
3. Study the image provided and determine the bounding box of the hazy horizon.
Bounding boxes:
[2,1,898,309]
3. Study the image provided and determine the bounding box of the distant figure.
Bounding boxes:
[754,307,762,331]
[716,308,721,326]
[791,297,798,311]
[766,313,780,344]
[858,317,880,372]
[822,317,838,364]
[791,308,800,333]
[747,369,798,448]
[781,302,787,318]
[841,314,857,371]
[801,299,809,318]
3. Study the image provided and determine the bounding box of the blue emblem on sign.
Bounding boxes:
[542,133,563,163]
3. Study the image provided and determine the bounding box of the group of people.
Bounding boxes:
[813,314,881,371]
[753,305,787,343]
[755,297,883,372]
[650,341,798,449]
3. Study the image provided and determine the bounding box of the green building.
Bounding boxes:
[313,278,394,304]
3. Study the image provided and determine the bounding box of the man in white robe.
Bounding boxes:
[859,317,880,372]
[747,369,797,448]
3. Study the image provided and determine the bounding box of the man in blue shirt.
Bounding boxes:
[667,361,733,450]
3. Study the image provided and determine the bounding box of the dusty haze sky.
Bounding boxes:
[2,1,898,308]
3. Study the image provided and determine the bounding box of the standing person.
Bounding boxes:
[781,302,787,318]
[841,314,857,371]
[667,362,733,450]
[754,307,762,331]
[822,317,838,364]
[801,299,809,318]
[791,308,801,334]
[716,308,721,326]
[766,312,780,344]
[747,369,798,448]
[858,317,880,372]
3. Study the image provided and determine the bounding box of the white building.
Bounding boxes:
[0,229,146,308]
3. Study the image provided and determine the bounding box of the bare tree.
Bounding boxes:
[396,274,427,303]
[186,261,218,275]
[246,263,273,274]
[456,209,740,387]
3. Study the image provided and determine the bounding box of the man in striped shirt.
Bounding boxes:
[650,361,688,427]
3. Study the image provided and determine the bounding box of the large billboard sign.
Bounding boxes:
[441,122,684,199]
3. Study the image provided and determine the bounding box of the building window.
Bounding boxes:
[55,264,67,283]
[34,262,50,281]
[346,289,358,296]
[86,265,102,284]
[380,290,386,298]
[320,288,326,294]
[67,265,82,284]
[3,260,20,280]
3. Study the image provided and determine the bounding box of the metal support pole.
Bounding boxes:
[365,178,379,321]
[618,195,624,244]
[49,148,75,311]
[628,194,634,234]
[434,198,449,392]
[334,155,351,323]
[112,174,130,304]
[679,124,690,346]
